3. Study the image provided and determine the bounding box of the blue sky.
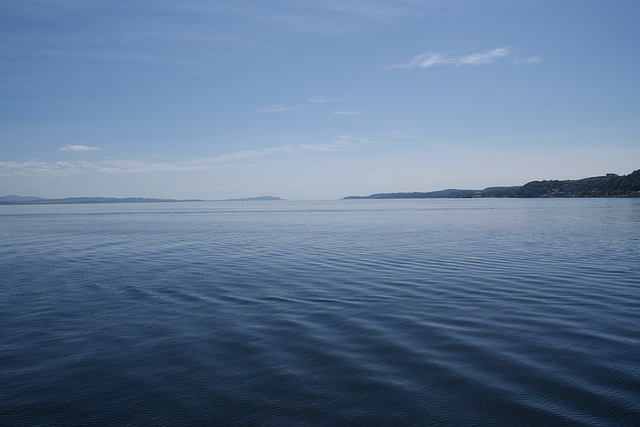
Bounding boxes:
[1,0,639,200]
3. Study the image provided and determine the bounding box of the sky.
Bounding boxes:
[1,0,639,200]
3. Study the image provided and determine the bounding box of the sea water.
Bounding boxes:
[1,199,639,425]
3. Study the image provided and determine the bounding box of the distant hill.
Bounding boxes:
[0,196,205,205]
[344,189,485,199]
[497,170,640,198]
[0,195,44,202]
[344,170,640,199]
[0,195,285,205]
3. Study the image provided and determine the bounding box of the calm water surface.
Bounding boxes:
[1,199,639,425]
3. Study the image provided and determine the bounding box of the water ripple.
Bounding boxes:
[1,199,639,425]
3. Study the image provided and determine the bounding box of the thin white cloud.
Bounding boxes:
[256,104,307,113]
[60,145,102,151]
[0,158,207,177]
[203,137,355,161]
[457,48,510,65]
[0,160,89,177]
[98,159,209,173]
[264,139,351,153]
[511,55,542,64]
[396,48,515,69]
[388,130,420,139]
[308,95,333,103]
[1,137,363,177]
[308,95,350,103]
[333,111,362,116]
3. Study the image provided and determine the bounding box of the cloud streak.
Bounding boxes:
[396,48,517,69]
[511,55,542,64]
[0,159,204,177]
[195,136,356,164]
[333,111,362,116]
[260,95,351,114]
[60,145,102,151]
[1,137,363,177]
[307,95,349,103]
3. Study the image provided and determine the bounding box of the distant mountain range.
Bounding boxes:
[345,169,640,199]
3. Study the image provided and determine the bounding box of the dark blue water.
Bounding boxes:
[1,199,639,426]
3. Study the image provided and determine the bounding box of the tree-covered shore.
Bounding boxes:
[345,169,640,199]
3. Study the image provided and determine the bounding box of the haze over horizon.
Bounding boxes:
[2,0,639,200]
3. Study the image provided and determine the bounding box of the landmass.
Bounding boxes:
[0,196,205,205]
[0,195,285,205]
[344,169,640,199]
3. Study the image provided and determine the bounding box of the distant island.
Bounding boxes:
[0,195,286,205]
[344,169,640,199]
[0,196,206,205]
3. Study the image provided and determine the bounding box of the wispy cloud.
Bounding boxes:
[256,104,308,113]
[97,159,209,173]
[199,136,356,163]
[1,1,447,71]
[308,95,333,103]
[60,145,102,151]
[1,137,364,177]
[0,160,93,177]
[0,158,210,177]
[333,111,362,116]
[307,95,350,103]
[260,96,354,113]
[388,130,420,138]
[458,48,510,65]
[511,55,542,64]
[395,48,516,69]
